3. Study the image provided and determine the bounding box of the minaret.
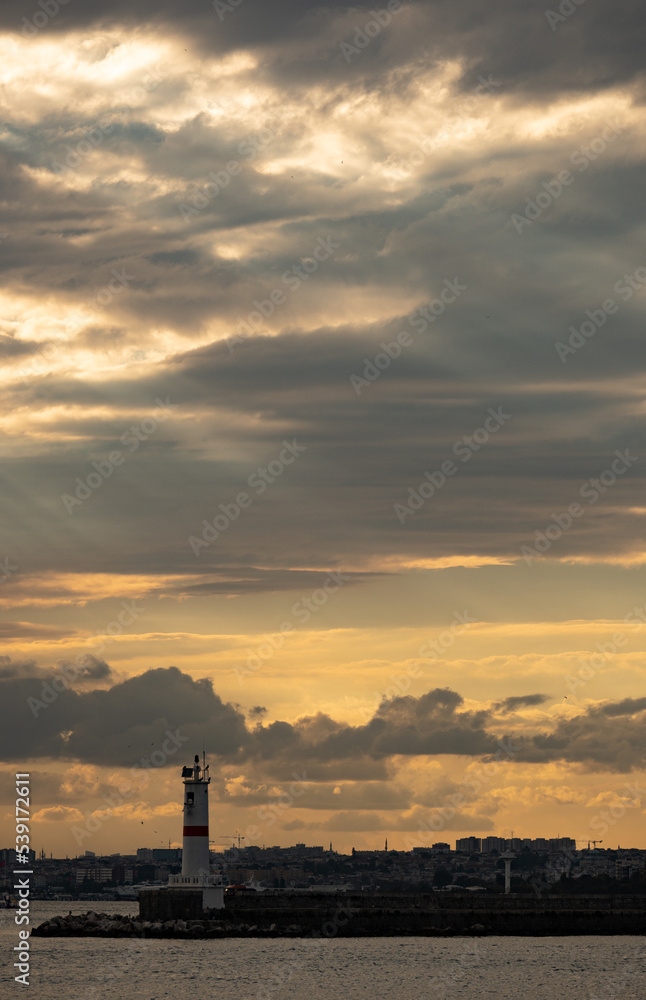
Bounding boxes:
[181,754,210,878]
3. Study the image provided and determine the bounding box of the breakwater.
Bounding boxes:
[31,892,646,937]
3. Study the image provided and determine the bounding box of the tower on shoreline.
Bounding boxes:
[181,753,210,878]
[501,851,516,894]
[168,752,224,909]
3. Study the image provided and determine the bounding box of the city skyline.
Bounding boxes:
[5,835,593,859]
[6,835,643,905]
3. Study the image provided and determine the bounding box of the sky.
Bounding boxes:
[1,0,646,858]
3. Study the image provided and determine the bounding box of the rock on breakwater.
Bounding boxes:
[31,910,294,938]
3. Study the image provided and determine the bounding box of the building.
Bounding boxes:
[481,837,506,853]
[549,838,576,853]
[75,864,112,884]
[291,844,325,859]
[456,838,481,853]
[152,848,182,863]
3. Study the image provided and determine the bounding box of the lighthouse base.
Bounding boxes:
[166,873,224,911]
[203,886,225,910]
[168,873,222,889]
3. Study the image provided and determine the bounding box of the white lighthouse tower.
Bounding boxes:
[181,753,210,878]
[168,752,224,909]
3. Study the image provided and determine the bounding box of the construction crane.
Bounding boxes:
[215,832,245,850]
[576,839,603,850]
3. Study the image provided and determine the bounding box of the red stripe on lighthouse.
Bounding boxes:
[183,825,209,837]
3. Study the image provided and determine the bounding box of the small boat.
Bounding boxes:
[4,895,18,908]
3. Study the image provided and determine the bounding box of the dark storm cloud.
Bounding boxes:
[0,655,43,679]
[1,0,645,594]
[366,688,495,757]
[0,662,248,765]
[5,149,646,375]
[61,653,112,682]
[2,668,497,766]
[0,653,111,684]
[3,0,644,101]
[3,314,643,584]
[0,335,43,357]
[3,662,644,772]
[599,697,646,717]
[494,694,551,713]
[515,702,646,772]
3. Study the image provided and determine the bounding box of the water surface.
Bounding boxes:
[2,901,644,998]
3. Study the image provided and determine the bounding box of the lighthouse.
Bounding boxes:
[181,753,210,878]
[168,752,224,909]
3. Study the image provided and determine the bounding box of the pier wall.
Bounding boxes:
[137,890,646,935]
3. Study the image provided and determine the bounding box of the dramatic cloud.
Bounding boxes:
[494,694,551,713]
[5,662,646,774]
[516,702,646,772]
[2,0,646,852]
[1,0,645,608]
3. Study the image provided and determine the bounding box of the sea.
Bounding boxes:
[1,901,645,999]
